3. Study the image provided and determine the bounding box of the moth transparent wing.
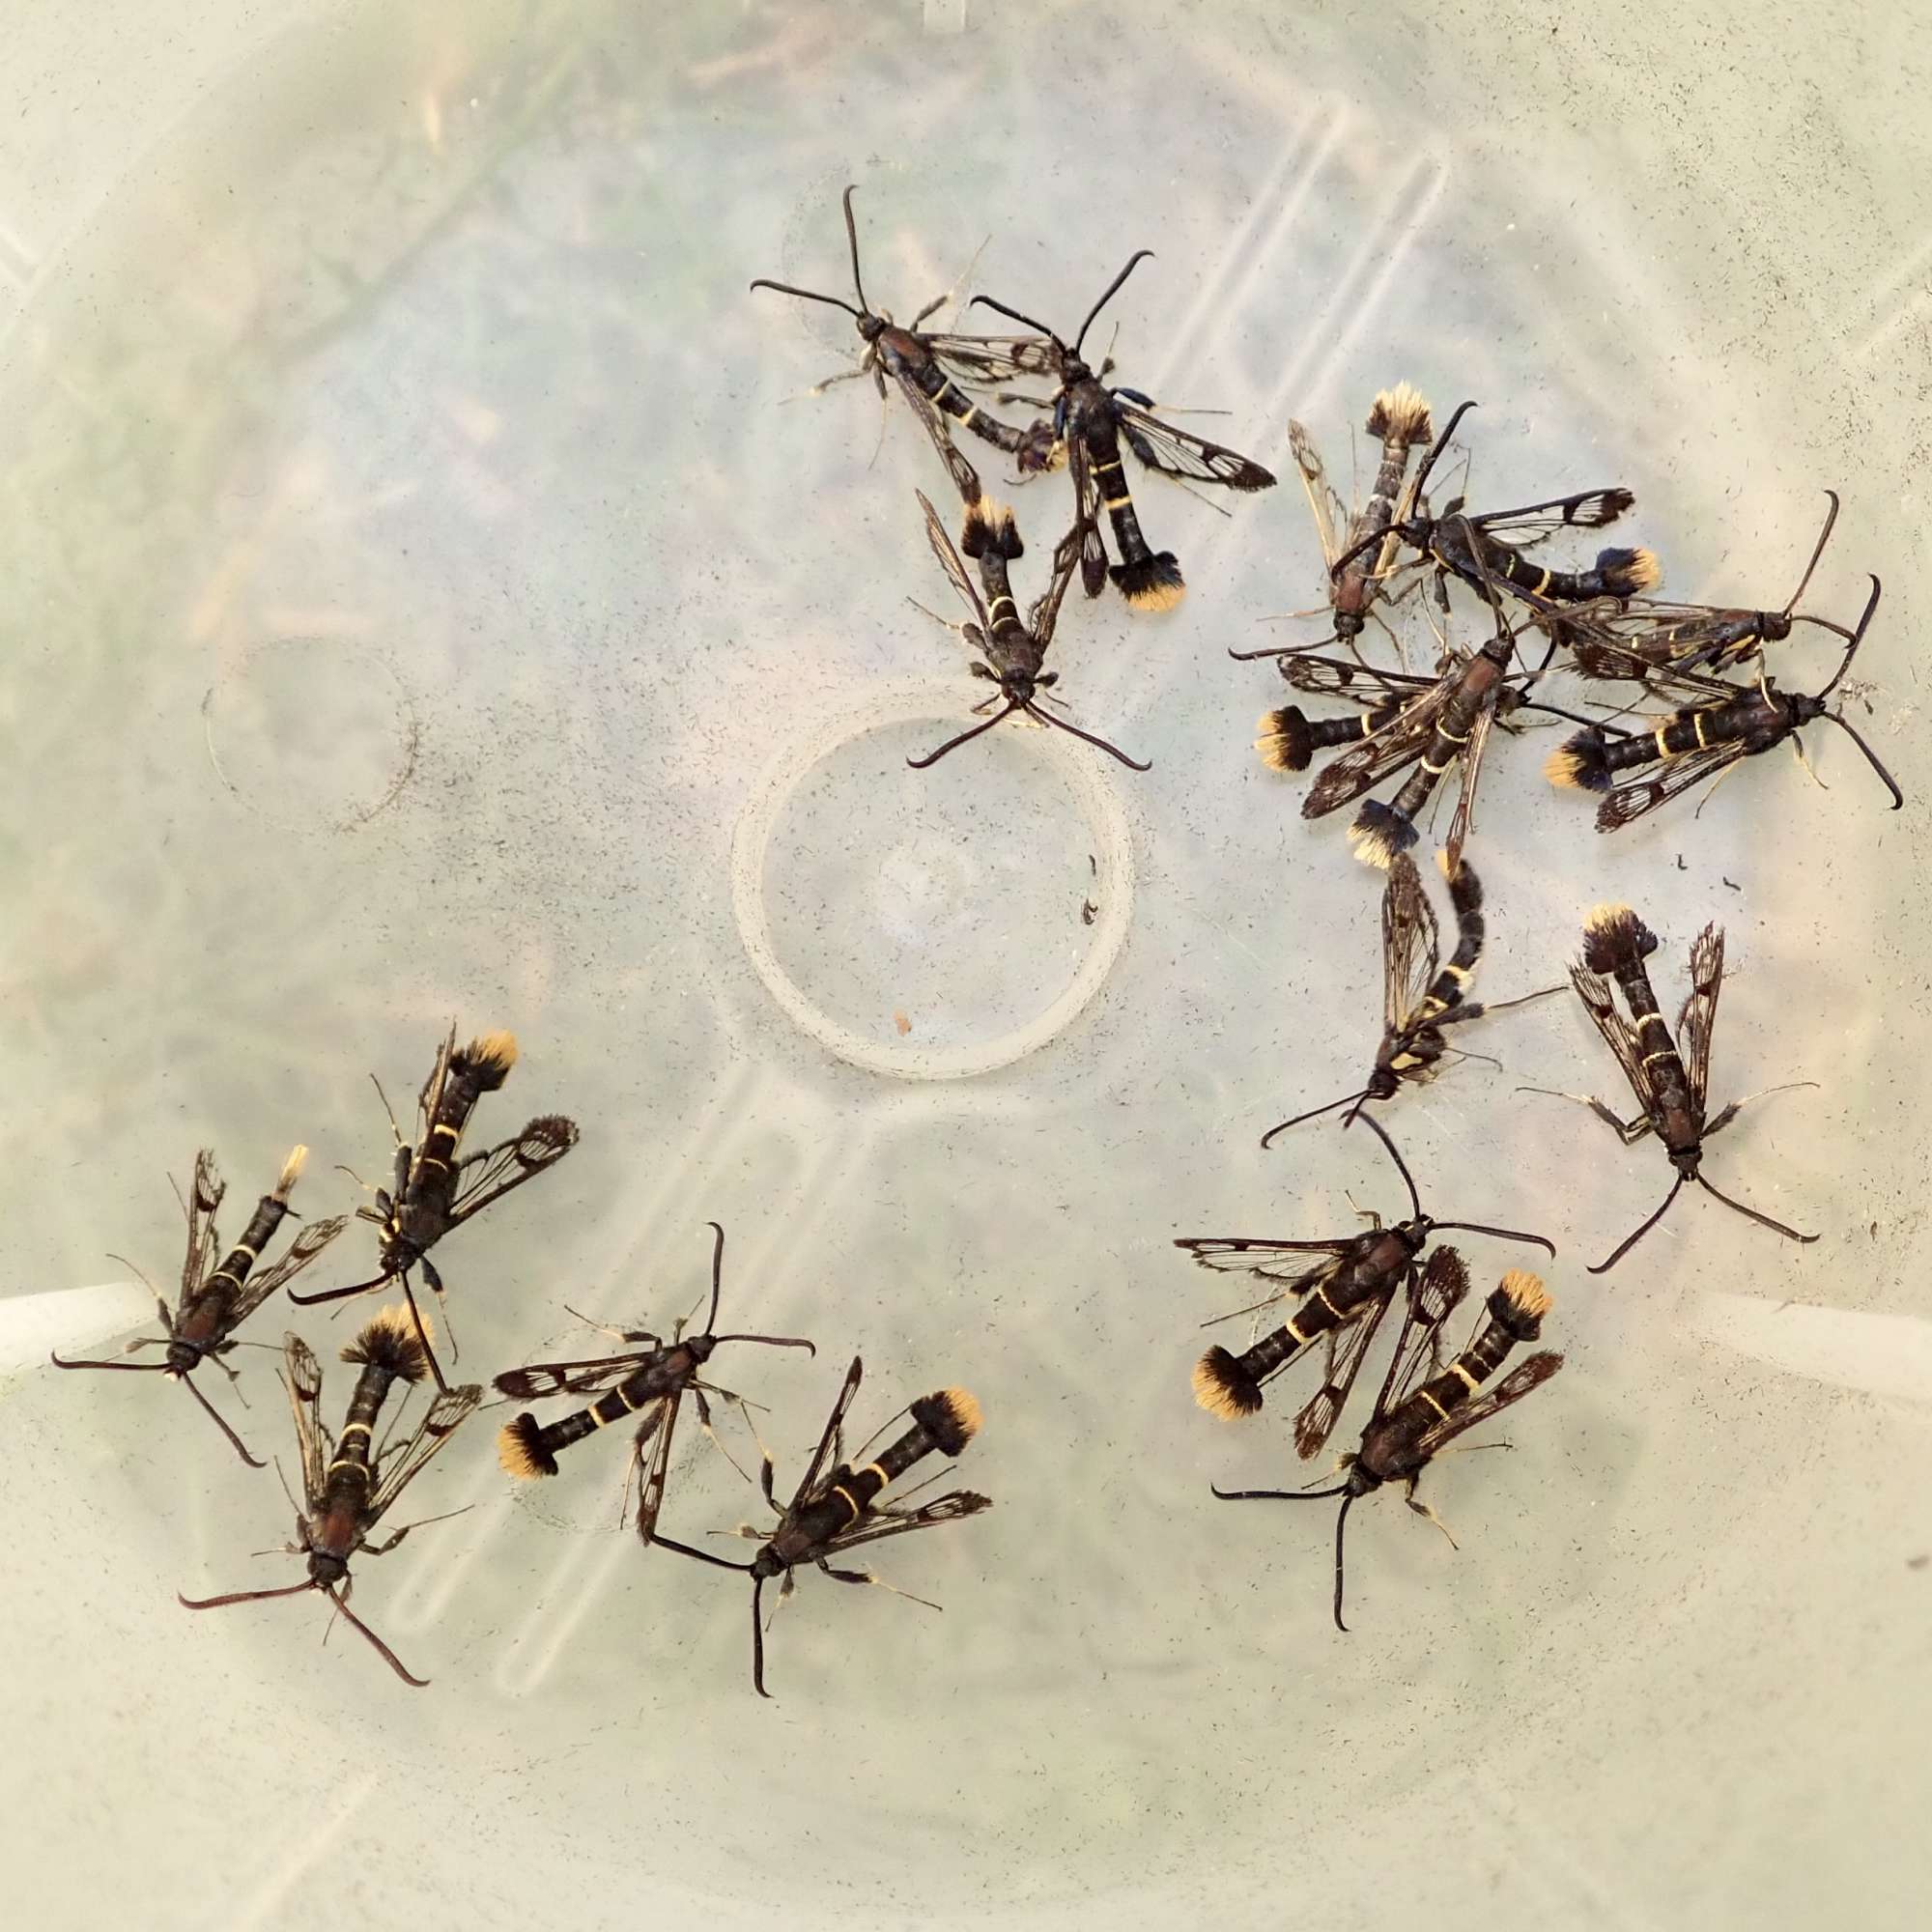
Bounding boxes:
[1027,519,1085,655]
[923,333,1059,384]
[1571,964,1659,1114]
[494,1350,660,1401]
[631,1398,678,1543]
[819,1489,992,1558]
[366,1383,482,1524]
[1440,696,1499,879]
[1068,436,1109,598]
[228,1214,350,1325]
[1117,401,1274,490]
[1303,674,1457,816]
[282,1334,330,1513]
[915,487,990,631]
[445,1116,580,1228]
[1381,852,1443,1035]
[415,1023,460,1137]
[787,1355,866,1515]
[1293,1282,1403,1460]
[1372,1247,1471,1418]
[1410,1351,1564,1460]
[1289,420,1347,570]
[1596,740,1746,831]
[1676,923,1727,1114]
[180,1149,226,1304]
[891,371,983,505]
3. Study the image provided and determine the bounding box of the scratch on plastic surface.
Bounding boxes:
[231,1771,377,1932]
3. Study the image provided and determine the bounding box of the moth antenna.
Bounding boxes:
[1260,1089,1372,1147]
[970,291,1058,343]
[1072,249,1154,356]
[747,277,863,320]
[701,1219,726,1335]
[178,1578,316,1611]
[1352,1111,1423,1224]
[1694,1173,1818,1246]
[1587,1175,1686,1274]
[1407,398,1478,507]
[324,1583,429,1687]
[1430,1219,1557,1259]
[1025,702,1152,770]
[839,184,870,316]
[180,1371,266,1466]
[1823,712,1904,811]
[1332,1491,1359,1633]
[906,700,1023,769]
[1782,489,1839,616]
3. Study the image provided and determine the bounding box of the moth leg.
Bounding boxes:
[1791,732,1829,793]
[1517,1086,1652,1141]
[689,1384,755,1488]
[369,1073,408,1151]
[816,1562,942,1611]
[364,1506,470,1556]
[781,363,869,406]
[996,391,1059,411]
[1703,1080,1820,1139]
[1403,1478,1459,1549]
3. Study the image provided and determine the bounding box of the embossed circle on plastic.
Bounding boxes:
[731,681,1135,1079]
[202,637,420,833]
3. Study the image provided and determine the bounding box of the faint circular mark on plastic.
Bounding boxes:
[731,680,1135,1080]
[203,637,420,833]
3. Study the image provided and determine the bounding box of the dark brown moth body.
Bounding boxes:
[52,1146,345,1465]
[1213,1261,1563,1629]
[749,185,1059,501]
[495,1221,815,1545]
[1260,855,1558,1140]
[1179,1114,1552,1450]
[971,251,1274,611]
[1326,401,1658,615]
[1545,576,1901,826]
[1528,903,1820,1272]
[1328,386,1436,641]
[1562,491,1853,684]
[652,1355,989,1697]
[904,489,1149,771]
[177,1308,481,1685]
[289,1026,578,1390]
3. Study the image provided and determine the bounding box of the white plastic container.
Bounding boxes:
[3,4,1926,1927]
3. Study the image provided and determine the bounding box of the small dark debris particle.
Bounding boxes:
[1081,899,1098,925]
[1909,1554,1929,1571]
[1088,853,1097,876]
[1722,876,1741,892]
[1675,854,1687,871]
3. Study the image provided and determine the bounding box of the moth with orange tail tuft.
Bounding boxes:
[1213,1259,1563,1631]
[52,1144,345,1466]
[289,1023,578,1392]
[495,1221,815,1546]
[177,1309,480,1686]
[972,249,1274,611]
[1179,1113,1553,1458]
[1520,903,1821,1272]
[651,1355,989,1698]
